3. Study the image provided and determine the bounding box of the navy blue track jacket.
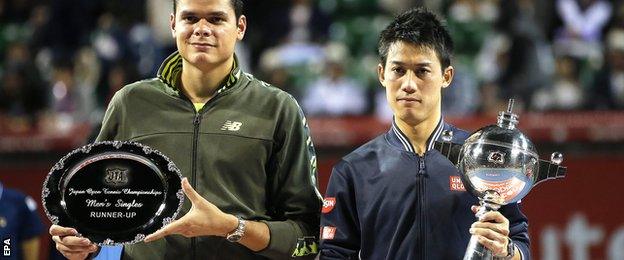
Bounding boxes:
[320,117,531,260]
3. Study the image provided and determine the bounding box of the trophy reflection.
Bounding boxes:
[435,99,566,259]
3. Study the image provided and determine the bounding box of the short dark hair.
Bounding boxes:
[173,0,244,19]
[377,8,453,70]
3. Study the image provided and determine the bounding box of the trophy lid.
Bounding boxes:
[466,99,537,156]
[497,99,519,130]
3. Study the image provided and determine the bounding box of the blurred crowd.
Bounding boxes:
[1,0,623,134]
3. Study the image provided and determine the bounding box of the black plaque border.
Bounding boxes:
[42,141,185,246]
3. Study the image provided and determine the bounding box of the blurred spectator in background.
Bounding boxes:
[302,42,368,116]
[147,0,176,51]
[42,60,95,132]
[447,0,498,63]
[441,69,479,116]
[0,66,40,132]
[255,0,329,97]
[444,0,496,115]
[246,0,329,70]
[91,13,127,78]
[554,0,612,61]
[27,4,52,54]
[490,0,553,111]
[532,55,585,111]
[46,0,95,59]
[0,41,47,132]
[103,62,138,106]
[0,181,45,260]
[590,28,624,110]
[73,47,102,119]
[86,60,140,142]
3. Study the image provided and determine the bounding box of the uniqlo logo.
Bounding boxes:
[322,197,336,213]
[321,226,336,240]
[450,176,466,191]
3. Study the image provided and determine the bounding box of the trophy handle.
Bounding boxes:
[433,140,463,165]
[535,152,566,186]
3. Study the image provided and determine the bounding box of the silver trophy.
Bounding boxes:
[434,99,566,259]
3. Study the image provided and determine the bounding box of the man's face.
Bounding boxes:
[170,0,245,70]
[378,41,453,126]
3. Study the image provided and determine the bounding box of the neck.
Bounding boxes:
[180,56,234,104]
[395,110,441,155]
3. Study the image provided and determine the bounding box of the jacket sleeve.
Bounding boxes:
[19,194,44,239]
[319,161,361,259]
[256,95,322,259]
[95,90,125,142]
[500,203,531,259]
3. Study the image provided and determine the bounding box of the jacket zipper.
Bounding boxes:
[188,92,226,259]
[418,156,427,259]
[191,112,201,260]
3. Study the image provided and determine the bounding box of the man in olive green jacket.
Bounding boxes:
[49,0,322,259]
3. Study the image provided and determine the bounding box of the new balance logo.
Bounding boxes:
[221,120,242,131]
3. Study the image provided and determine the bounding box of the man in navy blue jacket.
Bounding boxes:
[320,8,530,260]
[0,181,45,260]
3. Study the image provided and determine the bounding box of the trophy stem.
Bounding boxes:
[464,234,492,260]
[463,193,502,260]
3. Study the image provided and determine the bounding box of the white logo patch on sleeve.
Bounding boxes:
[25,196,37,211]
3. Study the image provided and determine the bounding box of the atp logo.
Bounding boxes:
[221,120,243,131]
[487,151,506,165]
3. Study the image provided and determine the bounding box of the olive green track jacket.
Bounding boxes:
[96,52,322,259]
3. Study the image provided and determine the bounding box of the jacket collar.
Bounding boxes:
[388,115,445,153]
[156,51,242,95]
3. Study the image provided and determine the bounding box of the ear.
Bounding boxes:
[236,15,247,40]
[377,63,386,88]
[442,65,454,89]
[170,13,176,39]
